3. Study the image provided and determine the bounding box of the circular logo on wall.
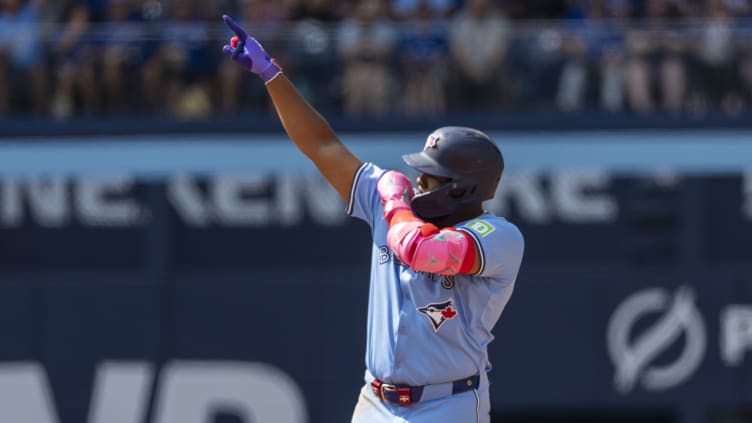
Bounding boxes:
[607,286,706,394]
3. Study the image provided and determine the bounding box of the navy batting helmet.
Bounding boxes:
[402,126,504,218]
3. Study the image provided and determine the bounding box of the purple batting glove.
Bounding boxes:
[222,15,282,84]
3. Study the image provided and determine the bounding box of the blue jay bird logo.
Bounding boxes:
[418,299,458,332]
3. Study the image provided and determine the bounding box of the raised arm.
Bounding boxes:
[221,15,362,203]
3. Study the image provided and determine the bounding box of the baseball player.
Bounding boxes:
[221,15,525,423]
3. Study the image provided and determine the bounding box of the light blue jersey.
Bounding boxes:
[347,162,524,421]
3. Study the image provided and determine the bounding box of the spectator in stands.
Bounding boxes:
[622,27,653,113]
[554,0,631,112]
[390,0,456,20]
[595,0,632,112]
[218,0,289,115]
[9,0,752,119]
[282,0,340,111]
[0,0,47,115]
[735,4,752,109]
[97,0,147,113]
[336,0,398,116]
[49,0,100,118]
[141,0,217,118]
[554,25,590,112]
[689,0,741,114]
[447,0,511,111]
[398,0,448,116]
[623,0,689,114]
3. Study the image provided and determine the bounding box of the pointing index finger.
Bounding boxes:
[222,15,248,40]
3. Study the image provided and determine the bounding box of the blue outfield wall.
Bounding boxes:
[0,130,750,422]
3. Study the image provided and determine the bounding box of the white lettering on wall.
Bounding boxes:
[87,362,154,423]
[721,305,752,367]
[302,174,346,226]
[166,173,345,227]
[0,176,141,227]
[0,177,23,226]
[76,176,142,226]
[212,174,271,225]
[0,362,59,422]
[26,177,69,227]
[488,171,551,223]
[0,360,307,423]
[0,177,69,227]
[488,170,617,224]
[276,172,304,226]
[552,169,617,223]
[152,361,307,423]
[167,174,211,226]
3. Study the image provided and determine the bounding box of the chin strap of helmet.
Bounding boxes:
[377,170,477,275]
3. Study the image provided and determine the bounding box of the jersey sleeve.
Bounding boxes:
[345,162,386,229]
[457,217,525,281]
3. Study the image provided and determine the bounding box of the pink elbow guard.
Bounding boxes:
[387,222,475,275]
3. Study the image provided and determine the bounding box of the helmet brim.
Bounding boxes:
[402,152,458,178]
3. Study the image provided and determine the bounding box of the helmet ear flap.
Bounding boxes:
[449,187,465,199]
[412,182,461,218]
[450,182,479,199]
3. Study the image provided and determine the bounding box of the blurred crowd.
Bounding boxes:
[2,0,752,119]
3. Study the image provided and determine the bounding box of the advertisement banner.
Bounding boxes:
[0,169,750,422]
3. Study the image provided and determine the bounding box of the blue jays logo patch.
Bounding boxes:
[418,299,458,332]
[424,134,439,150]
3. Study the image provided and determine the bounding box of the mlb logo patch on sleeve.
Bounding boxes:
[467,220,495,237]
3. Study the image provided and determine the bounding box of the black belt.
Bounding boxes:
[370,375,480,406]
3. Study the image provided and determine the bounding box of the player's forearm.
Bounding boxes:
[378,171,478,275]
[266,75,340,159]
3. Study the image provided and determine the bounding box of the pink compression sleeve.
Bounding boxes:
[386,216,475,275]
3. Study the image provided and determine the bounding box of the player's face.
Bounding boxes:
[416,173,451,195]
